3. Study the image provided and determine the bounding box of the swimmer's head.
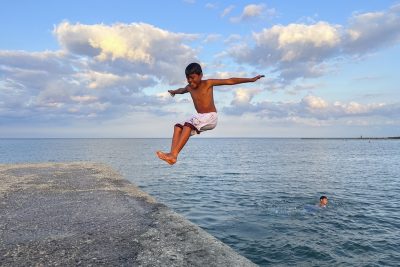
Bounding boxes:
[320,195,328,207]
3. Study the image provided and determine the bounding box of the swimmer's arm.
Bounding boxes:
[207,75,265,86]
[168,85,189,97]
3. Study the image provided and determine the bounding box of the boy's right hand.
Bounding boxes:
[168,90,175,97]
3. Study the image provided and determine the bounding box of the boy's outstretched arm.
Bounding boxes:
[168,85,190,97]
[208,75,264,86]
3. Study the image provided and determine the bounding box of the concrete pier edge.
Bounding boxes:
[0,162,257,266]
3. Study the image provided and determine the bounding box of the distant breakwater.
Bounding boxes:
[301,136,400,140]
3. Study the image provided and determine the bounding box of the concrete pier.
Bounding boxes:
[0,163,256,266]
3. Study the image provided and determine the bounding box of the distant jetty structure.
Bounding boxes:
[301,136,400,140]
[0,163,256,266]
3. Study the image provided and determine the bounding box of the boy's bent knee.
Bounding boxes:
[174,124,183,130]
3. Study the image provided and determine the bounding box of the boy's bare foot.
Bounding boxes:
[156,151,177,165]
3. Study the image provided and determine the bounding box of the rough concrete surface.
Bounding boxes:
[0,162,257,266]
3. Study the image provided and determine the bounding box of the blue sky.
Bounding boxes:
[1,0,399,137]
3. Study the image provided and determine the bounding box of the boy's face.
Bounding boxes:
[320,198,328,206]
[186,73,202,89]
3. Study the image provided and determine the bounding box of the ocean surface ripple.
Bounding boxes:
[1,138,399,266]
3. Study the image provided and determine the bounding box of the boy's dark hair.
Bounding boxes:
[185,62,202,76]
[320,196,327,200]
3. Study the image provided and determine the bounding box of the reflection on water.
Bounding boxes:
[1,138,399,266]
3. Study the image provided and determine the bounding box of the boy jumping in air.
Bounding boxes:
[156,62,264,165]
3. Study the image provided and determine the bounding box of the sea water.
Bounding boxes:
[1,138,399,266]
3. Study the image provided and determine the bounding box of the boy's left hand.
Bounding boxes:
[252,75,265,81]
[168,90,175,97]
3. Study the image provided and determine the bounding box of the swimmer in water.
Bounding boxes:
[319,195,328,208]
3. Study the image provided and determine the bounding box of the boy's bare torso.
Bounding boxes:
[187,80,217,113]
[157,67,264,165]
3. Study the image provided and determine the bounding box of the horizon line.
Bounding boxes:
[0,136,399,140]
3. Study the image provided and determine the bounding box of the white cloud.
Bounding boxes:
[230,4,275,23]
[232,88,261,106]
[223,94,400,124]
[70,95,98,103]
[0,50,74,77]
[344,4,400,53]
[221,5,235,18]
[75,70,152,91]
[54,21,199,84]
[203,34,222,43]
[302,95,328,109]
[0,22,200,125]
[228,4,400,84]
[206,3,217,9]
[212,71,248,79]
[224,34,242,44]
[229,21,341,66]
[242,4,266,18]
